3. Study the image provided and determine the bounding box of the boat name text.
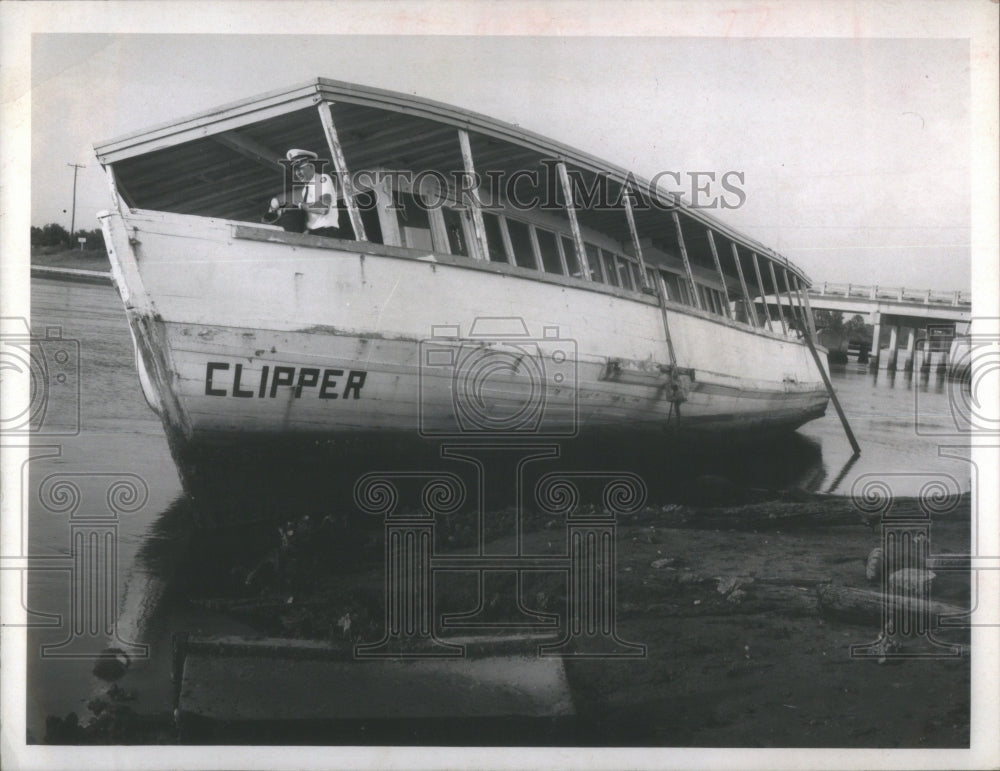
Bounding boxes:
[204,362,367,399]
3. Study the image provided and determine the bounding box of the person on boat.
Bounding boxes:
[265,149,341,236]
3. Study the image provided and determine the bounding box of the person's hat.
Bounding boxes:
[286,148,318,164]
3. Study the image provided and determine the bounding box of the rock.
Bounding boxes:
[92,647,130,684]
[651,557,675,569]
[865,547,883,581]
[716,576,753,595]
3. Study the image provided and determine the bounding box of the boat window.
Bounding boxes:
[481,212,508,262]
[354,188,384,245]
[534,228,563,275]
[442,207,469,257]
[632,262,643,290]
[702,286,718,314]
[698,285,711,313]
[646,267,659,293]
[395,191,433,251]
[713,288,729,316]
[585,244,605,283]
[601,251,620,288]
[661,272,679,303]
[561,235,583,278]
[617,257,635,291]
[505,219,537,269]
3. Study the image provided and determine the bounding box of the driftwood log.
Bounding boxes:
[815,584,969,626]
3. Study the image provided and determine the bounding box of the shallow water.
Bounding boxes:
[22,277,973,740]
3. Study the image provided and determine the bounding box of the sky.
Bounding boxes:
[28,32,973,291]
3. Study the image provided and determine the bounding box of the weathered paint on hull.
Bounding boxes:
[159,320,826,440]
[100,208,828,521]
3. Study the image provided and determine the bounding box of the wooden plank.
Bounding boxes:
[498,215,517,265]
[653,275,678,367]
[103,166,129,215]
[730,242,757,328]
[801,315,862,455]
[781,268,802,332]
[705,230,732,318]
[595,246,610,285]
[797,282,818,340]
[556,162,590,281]
[553,226,571,277]
[816,584,966,626]
[427,205,451,256]
[317,101,367,241]
[671,211,703,310]
[213,130,284,171]
[458,129,490,261]
[96,86,321,163]
[767,259,788,335]
[751,252,775,332]
[622,188,649,289]
[526,225,546,272]
[374,172,402,247]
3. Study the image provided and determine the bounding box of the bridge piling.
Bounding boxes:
[886,325,899,371]
[870,312,882,371]
[903,330,916,373]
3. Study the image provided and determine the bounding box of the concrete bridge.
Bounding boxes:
[766,282,972,372]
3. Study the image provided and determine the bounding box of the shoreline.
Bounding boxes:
[31,265,112,285]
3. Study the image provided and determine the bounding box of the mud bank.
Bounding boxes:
[43,491,970,746]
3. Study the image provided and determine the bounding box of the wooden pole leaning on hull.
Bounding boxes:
[620,186,677,365]
[622,187,650,289]
[672,211,704,311]
[796,286,861,456]
[705,230,732,319]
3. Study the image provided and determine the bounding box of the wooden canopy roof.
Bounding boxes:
[95,78,811,286]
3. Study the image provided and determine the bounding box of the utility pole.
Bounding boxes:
[67,163,85,239]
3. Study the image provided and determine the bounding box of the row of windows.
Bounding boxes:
[350,188,735,319]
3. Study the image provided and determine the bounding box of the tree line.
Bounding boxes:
[31,223,107,253]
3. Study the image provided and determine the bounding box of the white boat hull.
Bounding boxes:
[100,209,828,515]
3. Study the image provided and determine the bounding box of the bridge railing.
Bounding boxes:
[813,282,971,307]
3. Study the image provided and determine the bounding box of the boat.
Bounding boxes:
[95,78,831,521]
